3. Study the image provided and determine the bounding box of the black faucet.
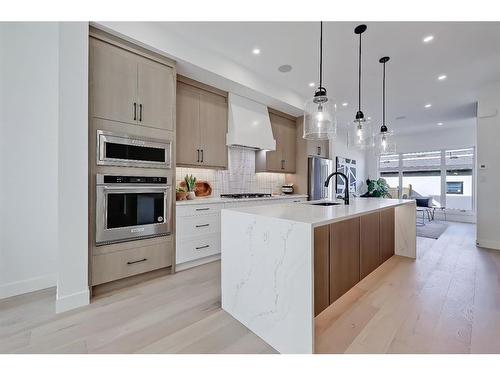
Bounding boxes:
[324,171,350,205]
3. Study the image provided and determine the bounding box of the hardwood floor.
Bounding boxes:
[1,222,499,354]
[0,261,275,354]
[315,222,500,354]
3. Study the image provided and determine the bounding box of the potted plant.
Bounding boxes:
[361,178,392,198]
[184,174,197,200]
[176,187,187,201]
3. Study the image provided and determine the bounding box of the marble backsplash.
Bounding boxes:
[176,147,286,196]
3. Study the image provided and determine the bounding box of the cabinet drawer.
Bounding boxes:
[176,203,223,217]
[176,233,220,264]
[92,237,173,286]
[176,213,220,239]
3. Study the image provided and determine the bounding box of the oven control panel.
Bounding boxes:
[103,175,167,184]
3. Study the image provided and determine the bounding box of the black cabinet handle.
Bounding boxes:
[281,160,285,170]
[196,224,210,228]
[139,104,143,122]
[317,146,321,155]
[133,103,137,121]
[201,149,204,163]
[127,258,147,265]
[197,149,200,163]
[195,245,210,250]
[195,208,210,211]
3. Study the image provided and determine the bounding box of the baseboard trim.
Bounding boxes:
[0,274,56,299]
[176,254,221,271]
[476,238,500,251]
[56,288,90,313]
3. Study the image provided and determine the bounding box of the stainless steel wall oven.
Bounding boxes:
[97,130,172,169]
[96,174,172,245]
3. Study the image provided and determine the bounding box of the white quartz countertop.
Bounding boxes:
[223,197,415,227]
[176,194,308,206]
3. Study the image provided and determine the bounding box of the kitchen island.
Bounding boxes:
[220,198,416,353]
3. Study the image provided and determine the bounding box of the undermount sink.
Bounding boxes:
[310,202,342,206]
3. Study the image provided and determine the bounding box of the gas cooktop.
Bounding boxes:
[220,193,272,199]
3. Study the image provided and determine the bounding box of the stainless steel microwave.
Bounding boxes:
[97,130,172,169]
[95,174,172,245]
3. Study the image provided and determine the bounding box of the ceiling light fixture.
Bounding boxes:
[349,24,372,149]
[424,103,432,108]
[423,35,434,43]
[342,102,348,107]
[437,122,443,126]
[438,74,447,81]
[376,56,396,154]
[252,48,260,55]
[303,21,336,141]
[308,82,315,87]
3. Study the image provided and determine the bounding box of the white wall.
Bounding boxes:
[56,22,89,312]
[476,81,500,250]
[0,23,59,298]
[391,125,476,154]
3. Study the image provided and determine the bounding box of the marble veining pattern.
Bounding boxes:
[221,210,313,354]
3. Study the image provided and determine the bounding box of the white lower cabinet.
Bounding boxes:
[175,196,307,270]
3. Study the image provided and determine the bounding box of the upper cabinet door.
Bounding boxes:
[266,112,286,171]
[199,91,228,168]
[137,57,175,131]
[176,83,201,166]
[90,37,138,125]
[281,117,296,173]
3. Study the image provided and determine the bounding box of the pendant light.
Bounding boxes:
[303,21,336,140]
[348,24,372,149]
[376,56,396,154]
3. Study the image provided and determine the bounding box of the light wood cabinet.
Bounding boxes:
[380,208,395,263]
[90,36,175,131]
[90,37,138,125]
[176,80,228,168]
[137,56,175,130]
[360,212,381,279]
[255,110,297,173]
[329,217,360,304]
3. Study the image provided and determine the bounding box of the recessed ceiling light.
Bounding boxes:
[437,122,443,126]
[342,102,348,107]
[438,74,447,81]
[423,35,434,43]
[424,103,432,108]
[367,116,371,120]
[278,64,292,73]
[252,48,260,55]
[308,82,315,87]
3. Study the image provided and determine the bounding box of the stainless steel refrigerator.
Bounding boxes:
[308,156,335,201]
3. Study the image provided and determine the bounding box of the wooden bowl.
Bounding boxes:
[179,181,212,197]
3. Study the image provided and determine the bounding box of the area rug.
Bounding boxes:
[416,221,448,239]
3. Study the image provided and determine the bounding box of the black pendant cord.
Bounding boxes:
[319,21,323,90]
[358,32,362,113]
[382,60,385,126]
[379,56,390,133]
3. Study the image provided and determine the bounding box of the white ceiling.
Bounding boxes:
[158,21,500,135]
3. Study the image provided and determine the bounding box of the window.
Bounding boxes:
[446,181,464,194]
[378,147,475,212]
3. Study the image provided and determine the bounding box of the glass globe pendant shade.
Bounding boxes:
[376,126,396,154]
[303,94,337,140]
[348,116,373,149]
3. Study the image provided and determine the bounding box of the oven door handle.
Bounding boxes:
[101,185,169,193]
